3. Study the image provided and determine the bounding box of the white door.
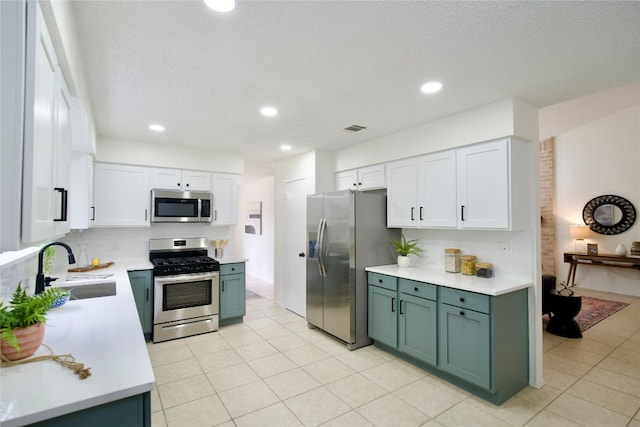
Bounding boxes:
[283,178,307,316]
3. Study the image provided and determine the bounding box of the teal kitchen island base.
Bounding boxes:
[28,392,150,427]
[367,269,530,405]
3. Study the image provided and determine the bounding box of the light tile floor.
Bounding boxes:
[148,277,640,426]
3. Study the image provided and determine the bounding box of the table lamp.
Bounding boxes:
[570,225,590,253]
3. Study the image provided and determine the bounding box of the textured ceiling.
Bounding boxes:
[71,1,640,165]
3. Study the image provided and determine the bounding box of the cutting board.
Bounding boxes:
[68,262,114,272]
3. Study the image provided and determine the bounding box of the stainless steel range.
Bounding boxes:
[149,237,220,343]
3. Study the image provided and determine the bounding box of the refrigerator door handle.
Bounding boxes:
[320,218,328,277]
[317,218,327,277]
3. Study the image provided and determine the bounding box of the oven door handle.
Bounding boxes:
[154,272,218,285]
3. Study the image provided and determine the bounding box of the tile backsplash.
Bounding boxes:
[0,247,39,302]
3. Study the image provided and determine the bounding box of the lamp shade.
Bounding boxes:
[570,225,590,240]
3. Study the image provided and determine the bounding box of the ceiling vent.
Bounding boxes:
[343,124,367,133]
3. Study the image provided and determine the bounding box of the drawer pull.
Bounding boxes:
[379,279,383,283]
[459,297,465,302]
[414,287,419,292]
[460,311,465,316]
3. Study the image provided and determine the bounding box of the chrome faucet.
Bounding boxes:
[35,242,76,294]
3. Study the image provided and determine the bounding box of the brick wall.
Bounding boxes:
[539,138,556,275]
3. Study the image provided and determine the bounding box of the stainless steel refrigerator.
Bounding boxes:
[306,190,399,350]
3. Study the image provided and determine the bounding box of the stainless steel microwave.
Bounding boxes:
[151,189,213,223]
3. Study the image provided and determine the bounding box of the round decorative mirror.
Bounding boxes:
[582,195,636,235]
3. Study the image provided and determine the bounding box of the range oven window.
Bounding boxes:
[155,198,199,218]
[162,279,212,311]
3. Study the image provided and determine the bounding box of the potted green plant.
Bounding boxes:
[0,284,67,361]
[391,233,423,267]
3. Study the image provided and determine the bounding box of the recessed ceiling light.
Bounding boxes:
[280,144,292,151]
[260,106,278,117]
[149,124,165,132]
[204,0,235,13]
[420,81,443,94]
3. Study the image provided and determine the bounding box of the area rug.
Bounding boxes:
[543,296,629,332]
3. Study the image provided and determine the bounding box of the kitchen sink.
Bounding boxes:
[59,281,117,300]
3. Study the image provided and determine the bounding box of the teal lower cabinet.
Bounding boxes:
[438,301,490,388]
[367,272,529,405]
[128,269,153,338]
[30,392,150,427]
[219,262,246,326]
[367,281,398,347]
[368,274,437,366]
[399,279,437,365]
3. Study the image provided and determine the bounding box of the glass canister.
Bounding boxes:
[444,248,461,273]
[476,262,493,278]
[460,255,477,275]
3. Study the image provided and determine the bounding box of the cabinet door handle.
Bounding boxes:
[145,209,148,221]
[177,182,181,187]
[399,300,404,315]
[222,282,225,292]
[91,206,96,221]
[391,297,395,312]
[54,187,68,221]
[352,183,357,187]
[186,183,190,187]
[214,210,218,221]
[358,182,362,186]
[146,288,149,301]
[461,205,465,221]
[411,207,415,221]
[419,207,423,221]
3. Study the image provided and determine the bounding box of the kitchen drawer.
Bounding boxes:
[368,272,397,292]
[440,287,490,314]
[399,278,437,301]
[220,262,245,276]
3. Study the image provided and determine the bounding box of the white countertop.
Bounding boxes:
[366,265,532,296]
[218,257,247,265]
[0,261,155,427]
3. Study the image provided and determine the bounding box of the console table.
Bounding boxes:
[563,252,640,286]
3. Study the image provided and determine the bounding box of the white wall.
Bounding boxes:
[335,97,538,171]
[554,103,640,295]
[273,151,334,305]
[96,137,244,174]
[235,176,275,283]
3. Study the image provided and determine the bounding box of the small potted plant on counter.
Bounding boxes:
[0,284,67,361]
[391,233,423,267]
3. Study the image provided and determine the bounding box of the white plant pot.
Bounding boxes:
[397,255,410,268]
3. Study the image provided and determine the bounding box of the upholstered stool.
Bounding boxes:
[546,289,582,338]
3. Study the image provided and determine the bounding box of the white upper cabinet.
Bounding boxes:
[69,153,94,230]
[212,173,238,225]
[386,138,529,230]
[93,163,151,227]
[151,168,211,191]
[386,159,418,227]
[417,150,457,228]
[21,1,71,243]
[457,138,528,230]
[336,164,386,191]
